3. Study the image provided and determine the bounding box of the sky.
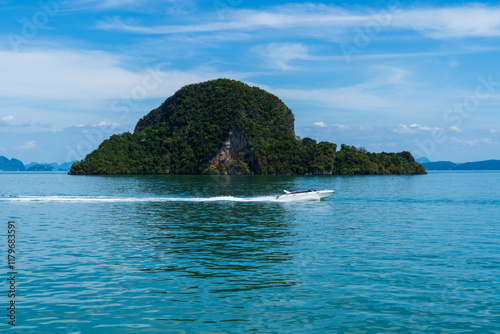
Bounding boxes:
[1,0,500,164]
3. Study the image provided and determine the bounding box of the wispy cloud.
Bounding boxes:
[451,136,500,147]
[72,0,161,9]
[394,123,444,134]
[87,0,142,7]
[1,115,30,127]
[96,15,255,34]
[0,50,132,99]
[267,67,409,112]
[94,5,377,35]
[17,141,36,150]
[0,50,232,100]
[253,43,310,70]
[96,4,500,39]
[36,122,54,129]
[311,122,350,130]
[332,124,349,130]
[394,6,500,38]
[92,121,121,128]
[273,86,390,111]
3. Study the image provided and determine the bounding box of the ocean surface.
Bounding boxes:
[1,171,499,333]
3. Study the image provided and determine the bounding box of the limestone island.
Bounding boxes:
[69,79,426,175]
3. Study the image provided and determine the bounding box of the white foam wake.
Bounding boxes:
[0,195,321,203]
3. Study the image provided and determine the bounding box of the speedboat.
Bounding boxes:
[276,189,334,200]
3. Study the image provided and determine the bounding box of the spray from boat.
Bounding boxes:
[2,190,334,203]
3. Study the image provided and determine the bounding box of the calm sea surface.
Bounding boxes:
[1,171,499,333]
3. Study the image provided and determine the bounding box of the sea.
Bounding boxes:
[0,171,499,333]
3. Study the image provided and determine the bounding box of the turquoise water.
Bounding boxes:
[1,171,499,333]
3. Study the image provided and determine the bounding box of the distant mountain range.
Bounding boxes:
[25,161,78,171]
[417,158,500,170]
[0,156,77,171]
[2,154,500,172]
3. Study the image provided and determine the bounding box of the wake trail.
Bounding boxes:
[0,195,320,203]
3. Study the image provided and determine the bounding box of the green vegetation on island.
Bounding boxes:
[69,79,426,175]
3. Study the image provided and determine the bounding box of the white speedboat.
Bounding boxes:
[276,189,334,201]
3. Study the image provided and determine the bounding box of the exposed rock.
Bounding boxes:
[209,127,255,174]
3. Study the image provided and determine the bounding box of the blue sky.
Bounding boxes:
[1,0,500,164]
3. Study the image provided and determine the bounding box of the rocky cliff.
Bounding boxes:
[208,126,255,174]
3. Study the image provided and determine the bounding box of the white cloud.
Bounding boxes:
[255,64,412,113]
[450,136,499,148]
[0,50,229,100]
[455,138,478,146]
[0,115,30,127]
[449,59,460,68]
[394,123,444,134]
[450,126,463,132]
[17,141,36,150]
[394,6,500,38]
[97,15,248,34]
[271,86,390,111]
[0,50,134,99]
[332,124,349,130]
[253,43,310,70]
[92,121,121,128]
[382,67,409,84]
[73,0,154,9]
[311,122,349,129]
[92,0,141,6]
[96,4,500,39]
[36,122,54,129]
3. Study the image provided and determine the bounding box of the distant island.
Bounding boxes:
[419,159,500,170]
[0,156,25,171]
[25,161,77,172]
[69,79,426,176]
[0,157,77,171]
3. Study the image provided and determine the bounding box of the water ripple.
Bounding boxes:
[1,172,499,332]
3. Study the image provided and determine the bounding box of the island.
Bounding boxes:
[69,79,426,175]
[421,160,500,170]
[27,164,56,172]
[0,156,25,171]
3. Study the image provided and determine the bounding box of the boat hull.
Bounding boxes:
[276,190,334,201]
[316,190,335,199]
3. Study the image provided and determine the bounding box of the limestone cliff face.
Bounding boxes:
[312,167,333,175]
[209,127,255,175]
